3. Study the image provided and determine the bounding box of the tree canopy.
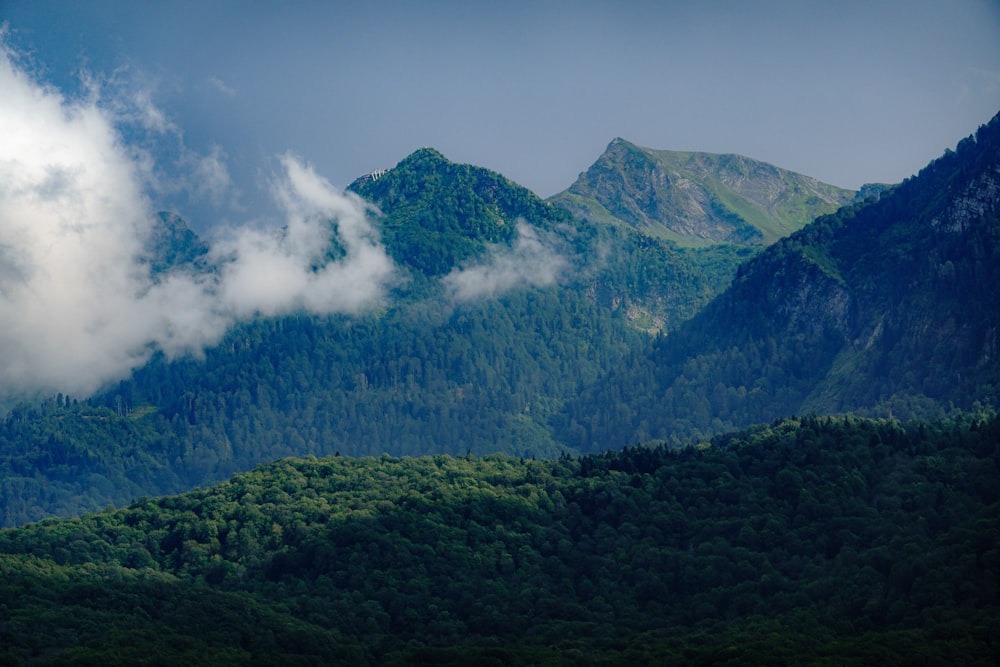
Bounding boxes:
[1,414,997,664]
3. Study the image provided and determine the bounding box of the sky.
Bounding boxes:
[0,0,999,402]
[4,1,1000,209]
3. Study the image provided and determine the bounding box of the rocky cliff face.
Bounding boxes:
[743,118,1000,416]
[549,138,855,246]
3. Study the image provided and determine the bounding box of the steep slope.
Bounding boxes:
[0,291,644,527]
[550,138,855,246]
[561,112,1000,450]
[1,415,997,664]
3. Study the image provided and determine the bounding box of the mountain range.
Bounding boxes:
[2,114,999,527]
[1,110,998,663]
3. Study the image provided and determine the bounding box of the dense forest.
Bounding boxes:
[0,288,635,527]
[1,414,997,664]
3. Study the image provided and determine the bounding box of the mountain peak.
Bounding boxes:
[567,112,1000,449]
[398,146,449,167]
[550,139,855,246]
[143,211,209,276]
[348,148,570,276]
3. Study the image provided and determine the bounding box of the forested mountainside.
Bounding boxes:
[0,149,749,527]
[0,289,635,527]
[549,138,855,246]
[2,117,998,529]
[1,414,997,665]
[561,112,1000,451]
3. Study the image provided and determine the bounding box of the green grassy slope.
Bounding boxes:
[550,138,855,246]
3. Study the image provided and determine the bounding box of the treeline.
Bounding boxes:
[0,253,749,527]
[0,402,182,527]
[1,414,997,664]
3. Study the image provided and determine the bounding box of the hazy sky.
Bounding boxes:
[0,0,999,401]
[4,0,999,219]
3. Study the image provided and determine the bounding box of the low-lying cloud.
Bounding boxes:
[215,155,394,319]
[0,39,395,402]
[443,221,568,301]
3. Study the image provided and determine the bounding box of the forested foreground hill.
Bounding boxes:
[561,111,1000,451]
[0,415,997,665]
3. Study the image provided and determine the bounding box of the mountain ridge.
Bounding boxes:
[549,137,856,246]
[561,111,1000,450]
[346,143,756,331]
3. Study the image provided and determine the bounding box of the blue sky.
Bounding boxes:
[3,0,999,221]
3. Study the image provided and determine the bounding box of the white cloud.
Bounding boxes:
[207,76,237,97]
[214,158,395,318]
[0,41,155,396]
[129,87,177,134]
[189,144,236,206]
[0,39,395,402]
[442,221,567,301]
